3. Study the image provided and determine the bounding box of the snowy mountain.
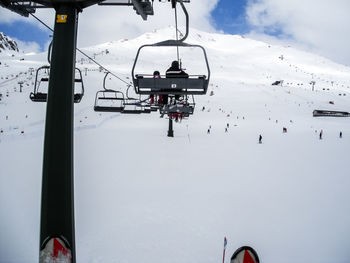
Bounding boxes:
[0,32,19,53]
[1,27,350,263]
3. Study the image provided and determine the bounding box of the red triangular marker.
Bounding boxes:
[53,238,68,258]
[243,250,256,263]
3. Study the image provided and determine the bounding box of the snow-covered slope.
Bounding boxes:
[1,27,350,263]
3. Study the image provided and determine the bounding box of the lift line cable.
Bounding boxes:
[174,4,179,62]
[29,13,132,88]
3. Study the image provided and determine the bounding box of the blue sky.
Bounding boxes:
[0,0,349,65]
[0,0,250,51]
[211,0,249,35]
[0,20,50,49]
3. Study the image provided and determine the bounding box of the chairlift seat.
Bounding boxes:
[30,92,83,103]
[132,40,210,96]
[313,110,350,117]
[151,106,159,111]
[135,75,208,95]
[30,92,47,102]
[94,106,124,112]
[122,108,143,114]
[94,89,124,112]
[160,103,195,117]
[31,66,84,103]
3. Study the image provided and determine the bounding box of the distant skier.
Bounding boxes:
[283,127,287,133]
[225,127,228,133]
[259,134,262,144]
[340,131,342,138]
[227,123,229,128]
[319,129,323,140]
[207,128,210,134]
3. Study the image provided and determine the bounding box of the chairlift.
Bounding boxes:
[121,83,147,114]
[94,72,125,112]
[160,95,195,118]
[30,66,85,103]
[122,98,143,114]
[94,90,125,112]
[131,0,210,96]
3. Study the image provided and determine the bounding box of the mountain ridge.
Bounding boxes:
[0,32,19,53]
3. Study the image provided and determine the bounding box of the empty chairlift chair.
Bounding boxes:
[94,72,126,112]
[122,98,143,114]
[29,65,50,102]
[94,90,125,112]
[30,66,85,103]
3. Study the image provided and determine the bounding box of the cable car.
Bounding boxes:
[30,66,84,103]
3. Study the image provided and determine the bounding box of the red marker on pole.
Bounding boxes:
[223,237,227,263]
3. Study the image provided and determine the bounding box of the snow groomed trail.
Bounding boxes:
[1,27,350,263]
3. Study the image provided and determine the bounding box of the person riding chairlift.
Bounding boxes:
[150,70,160,104]
[166,60,188,102]
[166,60,189,78]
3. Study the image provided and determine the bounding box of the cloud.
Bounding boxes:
[1,1,219,49]
[13,38,41,53]
[0,7,27,23]
[76,1,218,47]
[245,0,350,65]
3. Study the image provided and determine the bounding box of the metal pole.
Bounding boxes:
[39,5,78,263]
[167,118,174,137]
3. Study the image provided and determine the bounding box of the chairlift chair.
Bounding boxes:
[94,90,125,112]
[122,98,143,114]
[94,72,126,112]
[30,66,85,103]
[132,40,210,96]
[160,102,195,118]
[131,0,210,96]
[160,95,195,118]
[29,65,50,102]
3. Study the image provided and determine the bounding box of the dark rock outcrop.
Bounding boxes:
[0,32,19,52]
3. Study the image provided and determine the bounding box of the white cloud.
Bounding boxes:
[13,38,41,53]
[76,1,218,47]
[0,7,27,23]
[1,1,219,50]
[245,0,350,65]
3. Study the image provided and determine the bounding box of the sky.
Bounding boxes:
[0,0,349,66]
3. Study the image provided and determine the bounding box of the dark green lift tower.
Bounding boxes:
[0,0,154,262]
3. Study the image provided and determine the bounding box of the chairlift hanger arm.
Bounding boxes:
[1,0,155,18]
